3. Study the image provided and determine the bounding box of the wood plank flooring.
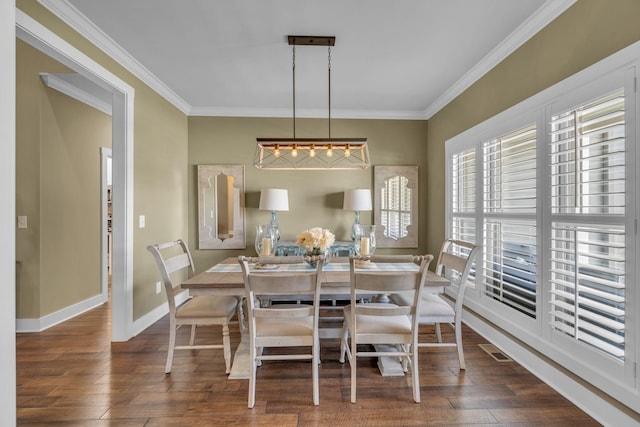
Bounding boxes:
[16,300,601,426]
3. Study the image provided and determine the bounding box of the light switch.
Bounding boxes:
[17,216,27,229]
[139,215,145,228]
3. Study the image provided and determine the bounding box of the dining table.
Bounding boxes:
[181,256,450,379]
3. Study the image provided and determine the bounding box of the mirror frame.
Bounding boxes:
[197,164,246,249]
[373,165,418,248]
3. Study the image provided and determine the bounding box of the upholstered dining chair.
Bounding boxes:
[391,239,479,370]
[238,255,325,408]
[147,239,239,374]
[339,254,433,403]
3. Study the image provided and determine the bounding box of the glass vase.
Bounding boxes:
[354,225,376,256]
[255,224,277,256]
[304,248,331,267]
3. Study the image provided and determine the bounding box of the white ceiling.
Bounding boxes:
[51,0,574,119]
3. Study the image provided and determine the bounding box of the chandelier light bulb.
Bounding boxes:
[274,145,280,157]
[344,145,351,157]
[310,145,316,157]
[327,145,333,157]
[291,145,298,157]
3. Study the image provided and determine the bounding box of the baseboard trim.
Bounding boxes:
[462,308,640,427]
[131,290,189,337]
[16,293,106,333]
[15,290,190,337]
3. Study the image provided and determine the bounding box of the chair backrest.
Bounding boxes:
[349,254,434,324]
[435,239,480,312]
[238,255,325,327]
[147,239,195,315]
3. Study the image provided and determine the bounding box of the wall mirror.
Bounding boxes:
[374,165,418,248]
[198,165,245,249]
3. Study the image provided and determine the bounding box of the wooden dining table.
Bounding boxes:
[181,256,450,379]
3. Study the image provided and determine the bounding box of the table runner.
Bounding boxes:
[207,261,419,273]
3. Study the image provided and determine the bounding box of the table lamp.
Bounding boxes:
[343,189,372,241]
[259,188,289,241]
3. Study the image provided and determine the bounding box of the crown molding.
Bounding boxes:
[37,0,191,114]
[189,106,426,120]
[37,0,575,120]
[423,0,576,119]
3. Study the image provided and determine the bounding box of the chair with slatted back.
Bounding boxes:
[339,254,433,403]
[147,239,239,374]
[390,239,479,370]
[238,255,324,408]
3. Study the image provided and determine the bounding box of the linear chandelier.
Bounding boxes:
[255,36,370,170]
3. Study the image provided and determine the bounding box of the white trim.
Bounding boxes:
[463,310,639,427]
[16,294,105,333]
[110,82,135,342]
[40,72,112,115]
[189,105,427,120]
[423,0,576,119]
[1,1,16,424]
[37,0,190,115]
[16,9,135,342]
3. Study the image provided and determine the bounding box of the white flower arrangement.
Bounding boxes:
[295,227,336,255]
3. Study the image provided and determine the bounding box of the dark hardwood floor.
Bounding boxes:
[16,299,600,426]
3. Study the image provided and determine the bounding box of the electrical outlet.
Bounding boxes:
[17,216,27,229]
[155,281,162,294]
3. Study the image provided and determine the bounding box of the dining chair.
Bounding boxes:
[390,239,479,370]
[339,254,433,403]
[238,255,325,408]
[147,239,240,374]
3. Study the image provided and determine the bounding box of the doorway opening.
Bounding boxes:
[17,10,135,341]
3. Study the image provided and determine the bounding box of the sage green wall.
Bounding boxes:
[40,83,111,315]
[17,0,190,321]
[188,117,429,270]
[425,0,640,257]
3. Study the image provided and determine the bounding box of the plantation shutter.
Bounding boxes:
[450,147,478,286]
[381,175,411,240]
[549,90,626,360]
[482,124,537,317]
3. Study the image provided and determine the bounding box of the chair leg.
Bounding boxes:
[339,323,348,364]
[236,298,246,334]
[189,325,196,346]
[315,335,321,365]
[222,323,231,374]
[312,337,319,405]
[412,347,420,403]
[400,344,408,372]
[256,347,263,366]
[455,319,465,370]
[248,340,256,408]
[166,320,177,374]
[435,322,443,343]
[350,336,357,403]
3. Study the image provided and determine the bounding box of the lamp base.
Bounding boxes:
[268,211,280,241]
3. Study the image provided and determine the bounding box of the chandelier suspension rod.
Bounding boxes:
[328,42,331,140]
[292,42,296,139]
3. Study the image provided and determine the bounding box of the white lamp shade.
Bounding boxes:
[259,188,289,211]
[343,189,372,211]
